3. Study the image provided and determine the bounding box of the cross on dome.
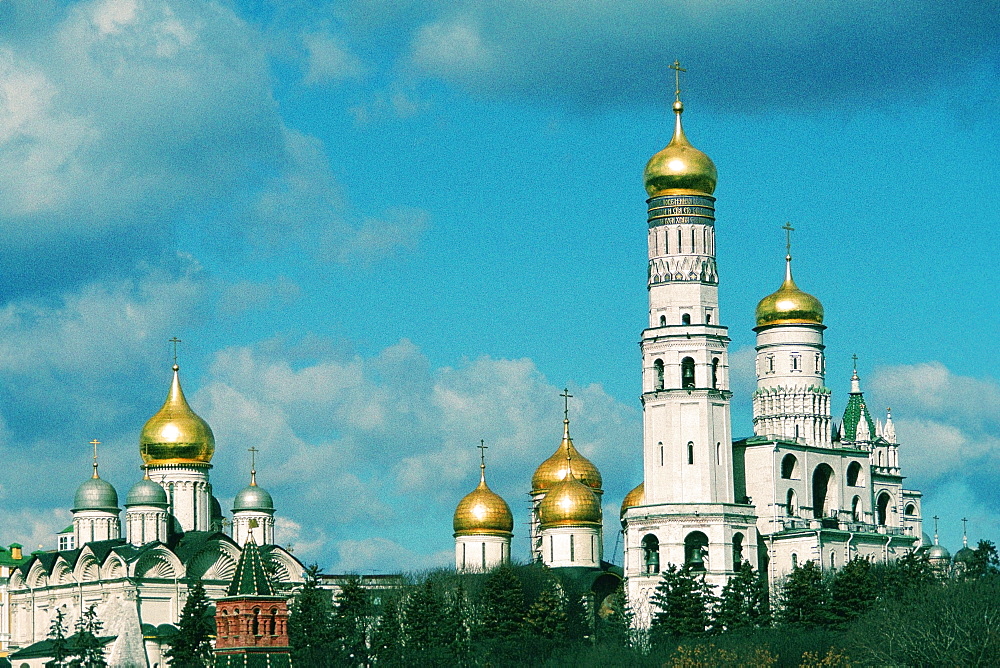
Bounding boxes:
[669,59,686,103]
[89,439,101,478]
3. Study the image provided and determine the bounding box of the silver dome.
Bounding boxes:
[125,478,168,507]
[233,485,274,512]
[73,477,120,512]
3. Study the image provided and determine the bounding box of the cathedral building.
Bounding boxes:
[3,363,302,668]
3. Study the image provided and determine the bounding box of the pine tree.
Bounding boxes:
[68,605,107,668]
[48,608,70,668]
[479,564,525,640]
[779,560,831,628]
[331,576,369,666]
[595,581,634,648]
[649,564,715,643]
[165,579,214,667]
[968,540,1000,579]
[525,579,567,639]
[370,593,403,667]
[712,561,768,632]
[445,581,472,667]
[404,578,450,655]
[288,564,336,667]
[829,556,876,624]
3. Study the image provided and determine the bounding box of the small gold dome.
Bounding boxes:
[620,482,645,517]
[453,468,513,537]
[644,101,717,197]
[538,473,602,529]
[755,257,824,327]
[140,365,215,466]
[531,420,602,495]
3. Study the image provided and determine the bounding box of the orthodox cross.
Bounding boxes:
[89,439,101,478]
[933,515,940,535]
[782,222,795,257]
[248,446,259,470]
[669,59,686,102]
[560,388,573,421]
[962,516,968,539]
[477,440,488,470]
[168,336,182,364]
[851,353,858,372]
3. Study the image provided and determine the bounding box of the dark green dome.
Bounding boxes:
[233,484,274,512]
[125,478,167,507]
[73,477,120,512]
[955,546,975,563]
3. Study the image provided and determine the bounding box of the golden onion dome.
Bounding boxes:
[140,364,215,466]
[644,101,717,197]
[538,471,602,529]
[755,256,824,327]
[531,420,602,495]
[453,465,513,537]
[620,482,645,518]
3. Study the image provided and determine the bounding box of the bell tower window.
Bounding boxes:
[681,357,695,388]
[682,313,691,325]
[654,359,665,391]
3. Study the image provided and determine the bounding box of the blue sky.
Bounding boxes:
[0,0,998,571]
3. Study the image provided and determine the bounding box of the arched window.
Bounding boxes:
[711,358,719,388]
[812,464,834,518]
[851,495,861,522]
[642,534,660,575]
[904,503,917,516]
[846,461,862,486]
[681,357,695,388]
[659,442,664,466]
[682,313,691,325]
[269,608,277,635]
[877,492,892,526]
[659,315,666,326]
[252,608,260,636]
[687,441,694,465]
[706,312,712,324]
[780,454,798,479]
[732,533,744,569]
[786,489,797,516]
[830,552,836,569]
[654,359,665,390]
[684,531,709,571]
[716,442,721,465]
[791,553,798,569]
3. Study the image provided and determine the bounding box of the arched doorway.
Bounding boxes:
[877,491,892,526]
[812,464,835,518]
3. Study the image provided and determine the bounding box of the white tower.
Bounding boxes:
[752,235,831,447]
[124,468,169,546]
[453,442,513,572]
[623,69,757,618]
[140,362,216,533]
[72,443,121,545]
[232,449,276,547]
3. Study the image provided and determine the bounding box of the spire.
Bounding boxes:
[89,439,101,479]
[962,517,969,548]
[477,439,488,485]
[851,354,861,393]
[227,535,275,597]
[248,446,259,487]
[754,224,824,327]
[933,515,940,545]
[884,407,896,442]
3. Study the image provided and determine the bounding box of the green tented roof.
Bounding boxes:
[226,537,274,597]
[842,391,875,442]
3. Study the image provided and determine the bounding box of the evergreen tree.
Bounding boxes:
[331,576,369,667]
[288,564,336,667]
[68,605,107,668]
[874,550,937,600]
[712,561,768,632]
[649,564,715,643]
[829,556,876,625]
[48,608,70,668]
[525,579,567,639]
[595,581,634,648]
[370,594,403,668]
[446,581,472,667]
[967,540,1000,579]
[404,578,450,656]
[164,579,214,667]
[779,560,831,628]
[479,564,526,640]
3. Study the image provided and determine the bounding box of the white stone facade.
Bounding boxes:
[148,464,212,533]
[455,535,510,573]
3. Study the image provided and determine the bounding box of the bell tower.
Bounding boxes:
[622,64,758,622]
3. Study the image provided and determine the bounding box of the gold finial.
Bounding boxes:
[852,354,859,378]
[560,387,573,422]
[89,439,101,478]
[143,464,151,480]
[477,439,488,482]
[248,446,259,486]
[169,336,182,369]
[782,222,795,260]
[669,59,686,104]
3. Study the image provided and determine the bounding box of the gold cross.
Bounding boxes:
[168,337,182,364]
[782,222,795,257]
[669,59,686,102]
[89,439,101,478]
[477,440,488,469]
[560,388,573,421]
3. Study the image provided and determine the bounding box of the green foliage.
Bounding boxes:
[870,549,937,600]
[828,557,876,625]
[479,564,526,640]
[288,564,336,667]
[778,561,831,628]
[67,605,107,668]
[650,564,716,643]
[331,576,370,667]
[404,578,452,657]
[713,561,769,632]
[165,579,214,667]
[370,593,404,667]
[595,581,634,648]
[525,578,567,639]
[967,539,1000,579]
[47,608,70,668]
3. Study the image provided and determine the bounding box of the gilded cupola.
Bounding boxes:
[453,455,513,537]
[140,364,215,466]
[755,255,824,327]
[644,99,717,197]
[532,418,602,495]
[538,459,603,530]
[620,482,645,518]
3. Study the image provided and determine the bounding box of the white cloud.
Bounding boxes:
[332,537,452,574]
[302,30,364,83]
